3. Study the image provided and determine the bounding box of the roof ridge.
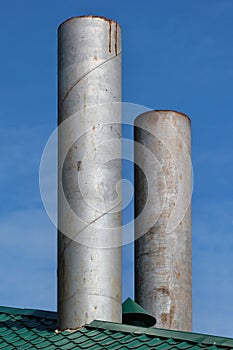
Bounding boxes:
[88,320,233,348]
[1,306,233,348]
[0,305,57,320]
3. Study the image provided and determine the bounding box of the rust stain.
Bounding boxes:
[114,23,118,56]
[94,56,98,61]
[142,252,149,257]
[77,161,82,171]
[161,313,168,324]
[158,246,166,254]
[169,304,175,325]
[161,305,175,328]
[84,93,86,110]
[156,286,170,295]
[67,149,72,161]
[109,21,112,53]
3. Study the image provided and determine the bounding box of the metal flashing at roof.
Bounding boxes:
[90,320,233,348]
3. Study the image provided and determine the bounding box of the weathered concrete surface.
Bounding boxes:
[134,110,192,331]
[58,16,122,330]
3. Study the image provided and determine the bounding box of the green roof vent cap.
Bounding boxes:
[122,297,156,327]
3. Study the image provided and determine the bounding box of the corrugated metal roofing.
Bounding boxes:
[0,306,232,349]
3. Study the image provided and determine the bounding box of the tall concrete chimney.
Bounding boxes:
[58,16,122,330]
[134,110,192,331]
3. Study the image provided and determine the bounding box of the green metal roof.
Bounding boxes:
[0,305,233,349]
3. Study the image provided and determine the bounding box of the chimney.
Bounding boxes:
[134,110,192,331]
[57,16,122,330]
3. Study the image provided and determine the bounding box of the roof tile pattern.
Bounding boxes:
[0,307,232,349]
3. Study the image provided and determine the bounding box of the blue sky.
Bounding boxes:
[0,0,233,338]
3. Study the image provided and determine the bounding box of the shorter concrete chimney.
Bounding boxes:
[134,110,192,331]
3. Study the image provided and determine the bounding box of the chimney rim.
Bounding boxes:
[134,110,191,124]
[58,15,121,31]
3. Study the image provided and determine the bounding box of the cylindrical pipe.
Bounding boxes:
[58,16,122,330]
[134,110,192,331]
